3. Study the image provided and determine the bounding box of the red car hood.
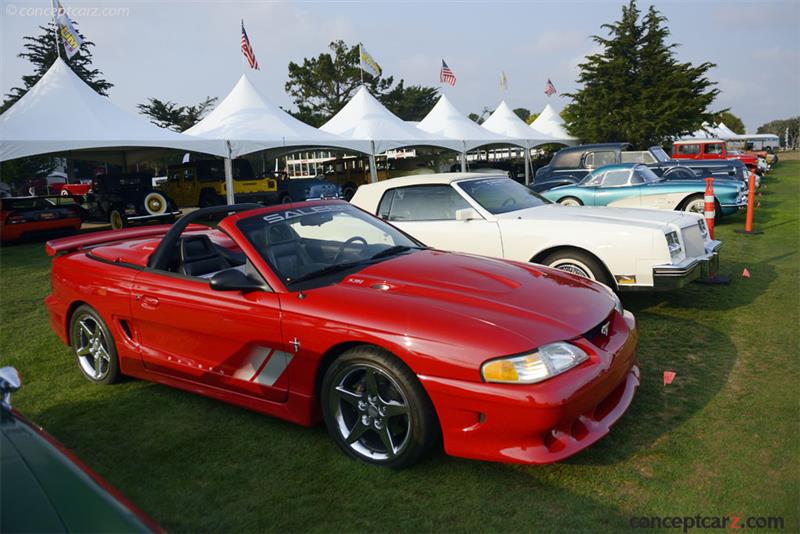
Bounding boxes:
[313,250,615,359]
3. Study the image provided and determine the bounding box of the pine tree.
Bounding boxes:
[562,1,720,148]
[1,21,112,113]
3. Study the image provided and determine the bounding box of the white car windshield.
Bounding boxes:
[457,177,551,214]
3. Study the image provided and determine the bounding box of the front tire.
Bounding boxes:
[321,346,437,468]
[69,305,120,385]
[541,249,612,287]
[679,194,721,222]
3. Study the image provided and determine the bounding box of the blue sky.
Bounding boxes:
[2,0,799,130]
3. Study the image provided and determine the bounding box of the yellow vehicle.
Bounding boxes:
[162,160,278,207]
[321,157,435,200]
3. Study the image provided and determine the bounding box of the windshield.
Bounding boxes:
[237,203,421,287]
[636,165,662,182]
[457,177,550,214]
[650,146,671,163]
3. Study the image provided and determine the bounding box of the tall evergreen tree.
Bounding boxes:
[562,1,720,148]
[285,41,395,127]
[137,96,218,132]
[380,82,438,121]
[1,22,112,113]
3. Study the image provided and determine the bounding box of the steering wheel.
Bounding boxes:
[502,197,517,208]
[333,236,368,263]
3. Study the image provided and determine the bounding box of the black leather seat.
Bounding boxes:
[179,235,230,277]
[265,224,320,282]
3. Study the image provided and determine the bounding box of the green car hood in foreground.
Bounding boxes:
[1,409,156,533]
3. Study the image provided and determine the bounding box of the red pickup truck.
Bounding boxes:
[672,139,760,172]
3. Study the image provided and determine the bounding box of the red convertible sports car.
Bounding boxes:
[45,201,640,468]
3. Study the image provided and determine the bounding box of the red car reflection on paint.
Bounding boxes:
[45,201,639,468]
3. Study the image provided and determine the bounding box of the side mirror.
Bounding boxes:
[0,367,21,409]
[209,268,265,292]
[455,208,482,221]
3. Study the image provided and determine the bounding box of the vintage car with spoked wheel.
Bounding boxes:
[83,173,181,230]
[44,201,640,468]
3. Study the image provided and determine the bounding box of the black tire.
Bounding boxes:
[557,196,583,206]
[342,184,357,201]
[321,346,438,469]
[109,209,128,230]
[280,194,292,204]
[69,304,120,385]
[540,249,612,287]
[199,189,223,208]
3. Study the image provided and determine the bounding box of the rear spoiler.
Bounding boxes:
[45,224,208,256]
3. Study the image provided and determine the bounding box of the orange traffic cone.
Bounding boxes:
[663,371,676,386]
[742,268,751,278]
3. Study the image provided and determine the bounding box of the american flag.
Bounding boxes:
[241,21,259,70]
[544,78,557,96]
[440,60,456,86]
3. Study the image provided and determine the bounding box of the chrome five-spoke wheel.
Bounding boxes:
[321,347,437,468]
[70,305,120,385]
[331,364,411,461]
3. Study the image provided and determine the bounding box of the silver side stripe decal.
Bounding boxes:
[252,350,293,387]
[231,346,293,387]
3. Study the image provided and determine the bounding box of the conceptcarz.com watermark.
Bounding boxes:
[5,4,131,17]
[630,514,785,532]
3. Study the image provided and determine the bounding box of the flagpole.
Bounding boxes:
[51,0,62,59]
[359,44,364,85]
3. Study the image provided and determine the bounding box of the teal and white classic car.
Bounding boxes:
[540,163,746,219]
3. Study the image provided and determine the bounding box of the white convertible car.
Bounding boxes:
[351,173,722,291]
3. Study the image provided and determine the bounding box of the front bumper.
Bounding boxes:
[419,311,639,464]
[648,241,722,290]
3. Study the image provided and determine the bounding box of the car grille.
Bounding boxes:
[680,225,705,258]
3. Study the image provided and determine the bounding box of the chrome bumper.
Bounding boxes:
[649,241,722,290]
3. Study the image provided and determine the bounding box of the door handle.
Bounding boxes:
[140,296,159,309]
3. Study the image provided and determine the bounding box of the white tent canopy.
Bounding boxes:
[320,86,460,154]
[481,101,555,148]
[714,122,739,140]
[0,58,228,162]
[184,73,369,158]
[529,103,576,143]
[417,94,524,150]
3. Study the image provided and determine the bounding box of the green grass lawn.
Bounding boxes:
[2,162,798,532]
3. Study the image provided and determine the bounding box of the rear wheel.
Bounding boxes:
[321,346,437,468]
[342,184,357,201]
[541,249,612,286]
[69,305,120,385]
[109,209,127,230]
[280,194,292,204]
[558,196,583,206]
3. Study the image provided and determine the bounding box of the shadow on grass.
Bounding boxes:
[35,380,633,532]
[562,312,736,466]
[621,260,776,312]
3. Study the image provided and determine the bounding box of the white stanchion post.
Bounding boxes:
[369,141,379,183]
[524,146,531,185]
[224,157,235,205]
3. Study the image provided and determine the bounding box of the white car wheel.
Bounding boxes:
[144,192,168,215]
[559,197,582,207]
[683,198,706,214]
[548,258,597,280]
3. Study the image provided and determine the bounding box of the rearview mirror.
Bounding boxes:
[0,367,21,409]
[455,208,482,221]
[209,269,265,292]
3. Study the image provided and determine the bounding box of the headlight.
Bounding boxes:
[666,231,682,258]
[481,342,588,384]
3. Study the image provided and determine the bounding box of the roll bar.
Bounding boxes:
[148,203,263,270]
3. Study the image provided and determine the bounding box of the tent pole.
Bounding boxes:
[224,141,235,205]
[524,146,531,185]
[460,141,467,172]
[368,141,378,183]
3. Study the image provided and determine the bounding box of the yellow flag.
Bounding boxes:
[359,46,382,78]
